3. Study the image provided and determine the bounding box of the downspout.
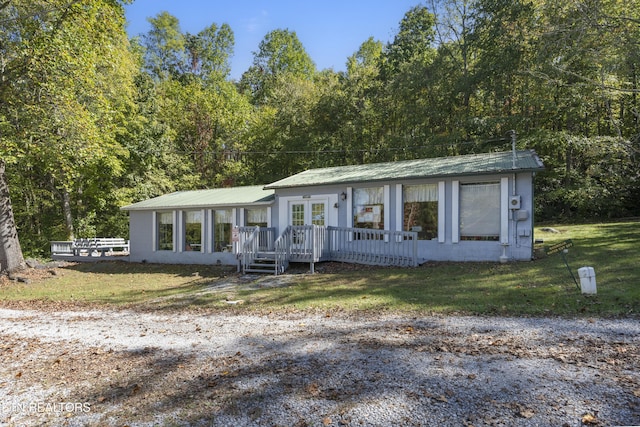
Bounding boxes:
[510,131,518,249]
[531,173,536,260]
[513,173,519,248]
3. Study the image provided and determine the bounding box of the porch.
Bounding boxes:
[237,226,419,275]
[51,238,130,261]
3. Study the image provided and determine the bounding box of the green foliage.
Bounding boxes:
[526,131,640,220]
[2,2,640,257]
[239,28,316,104]
[382,5,436,77]
[143,12,235,81]
[1,0,138,253]
[143,11,185,79]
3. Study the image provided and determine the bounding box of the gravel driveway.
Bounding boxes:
[0,306,638,427]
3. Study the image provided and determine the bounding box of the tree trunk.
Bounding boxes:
[0,160,25,273]
[62,188,75,240]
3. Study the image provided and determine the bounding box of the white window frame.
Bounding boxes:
[457,181,502,241]
[154,210,176,252]
[400,182,443,242]
[183,209,205,253]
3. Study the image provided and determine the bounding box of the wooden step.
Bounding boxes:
[245,268,278,274]
[242,251,283,274]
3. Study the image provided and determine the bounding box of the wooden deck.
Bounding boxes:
[50,253,130,262]
[50,238,130,262]
[238,225,418,275]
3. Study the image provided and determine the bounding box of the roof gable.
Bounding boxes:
[265,150,544,189]
[121,185,274,211]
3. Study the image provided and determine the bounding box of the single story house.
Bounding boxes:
[121,150,544,273]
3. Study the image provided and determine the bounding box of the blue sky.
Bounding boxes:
[124,0,423,80]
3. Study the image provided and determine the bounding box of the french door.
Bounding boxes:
[290,200,327,227]
[289,200,327,247]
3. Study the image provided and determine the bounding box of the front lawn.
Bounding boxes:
[1,221,638,317]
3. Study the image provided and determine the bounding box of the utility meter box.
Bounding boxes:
[510,195,521,210]
[578,266,597,294]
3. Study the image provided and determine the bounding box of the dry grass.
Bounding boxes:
[2,221,639,317]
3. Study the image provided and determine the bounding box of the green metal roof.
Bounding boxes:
[121,185,274,211]
[265,150,544,189]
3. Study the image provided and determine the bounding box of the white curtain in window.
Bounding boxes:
[185,211,201,223]
[404,184,438,202]
[158,212,173,225]
[246,208,267,224]
[215,209,232,223]
[354,187,383,205]
[460,183,500,236]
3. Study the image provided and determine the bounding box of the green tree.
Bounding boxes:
[339,38,386,164]
[240,29,316,104]
[162,78,252,187]
[382,5,437,78]
[143,11,185,80]
[137,12,250,189]
[184,22,235,80]
[1,0,137,259]
[379,5,439,160]
[250,73,320,178]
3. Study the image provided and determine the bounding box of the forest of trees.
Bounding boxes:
[1,0,639,268]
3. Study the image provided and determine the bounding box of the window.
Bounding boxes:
[353,187,384,229]
[184,211,202,251]
[404,184,438,240]
[213,209,233,252]
[460,182,500,241]
[157,212,173,250]
[311,203,325,226]
[246,208,268,227]
[291,203,305,226]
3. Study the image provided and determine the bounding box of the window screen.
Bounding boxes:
[460,182,500,240]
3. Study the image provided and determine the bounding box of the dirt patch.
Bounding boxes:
[0,307,638,427]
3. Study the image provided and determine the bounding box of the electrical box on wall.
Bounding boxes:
[510,195,521,210]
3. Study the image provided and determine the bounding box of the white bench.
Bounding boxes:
[50,241,74,255]
[72,238,130,256]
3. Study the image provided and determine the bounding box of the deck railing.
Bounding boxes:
[239,227,261,273]
[240,225,418,274]
[274,226,292,274]
[327,227,418,267]
[288,225,328,262]
[237,226,276,252]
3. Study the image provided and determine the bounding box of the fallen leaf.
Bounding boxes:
[581,413,598,425]
[323,417,332,426]
[519,408,535,419]
[436,395,448,403]
[306,382,320,396]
